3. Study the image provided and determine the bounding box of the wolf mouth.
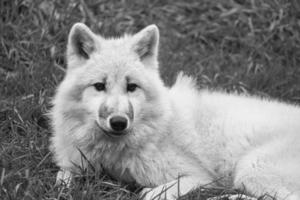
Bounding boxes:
[96,122,128,138]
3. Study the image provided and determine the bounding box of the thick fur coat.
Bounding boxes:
[50,23,300,200]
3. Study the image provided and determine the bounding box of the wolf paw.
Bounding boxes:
[140,187,169,200]
[55,169,72,187]
[140,185,179,200]
[208,194,257,200]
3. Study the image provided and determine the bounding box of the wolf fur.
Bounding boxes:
[50,23,300,200]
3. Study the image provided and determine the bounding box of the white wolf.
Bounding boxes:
[50,23,300,200]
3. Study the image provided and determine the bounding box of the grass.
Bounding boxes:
[1,0,300,199]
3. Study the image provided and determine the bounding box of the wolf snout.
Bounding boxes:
[108,115,129,133]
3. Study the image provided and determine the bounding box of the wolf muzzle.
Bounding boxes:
[98,99,134,137]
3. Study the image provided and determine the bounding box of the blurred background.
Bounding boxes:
[1,0,300,199]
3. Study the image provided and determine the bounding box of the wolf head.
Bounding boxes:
[52,23,170,144]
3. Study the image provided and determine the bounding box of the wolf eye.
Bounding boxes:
[127,83,138,92]
[93,82,106,91]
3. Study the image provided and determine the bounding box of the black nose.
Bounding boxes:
[109,116,128,132]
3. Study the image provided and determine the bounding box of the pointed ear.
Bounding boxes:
[67,23,97,60]
[132,25,159,63]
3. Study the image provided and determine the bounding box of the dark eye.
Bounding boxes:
[127,83,138,92]
[93,82,106,91]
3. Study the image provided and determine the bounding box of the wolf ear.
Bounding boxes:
[67,23,97,60]
[132,25,159,65]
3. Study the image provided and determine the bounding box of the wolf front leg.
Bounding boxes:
[55,168,73,187]
[141,176,213,200]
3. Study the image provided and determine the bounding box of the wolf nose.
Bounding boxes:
[109,115,128,132]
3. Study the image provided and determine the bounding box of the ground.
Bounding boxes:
[1,0,300,199]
